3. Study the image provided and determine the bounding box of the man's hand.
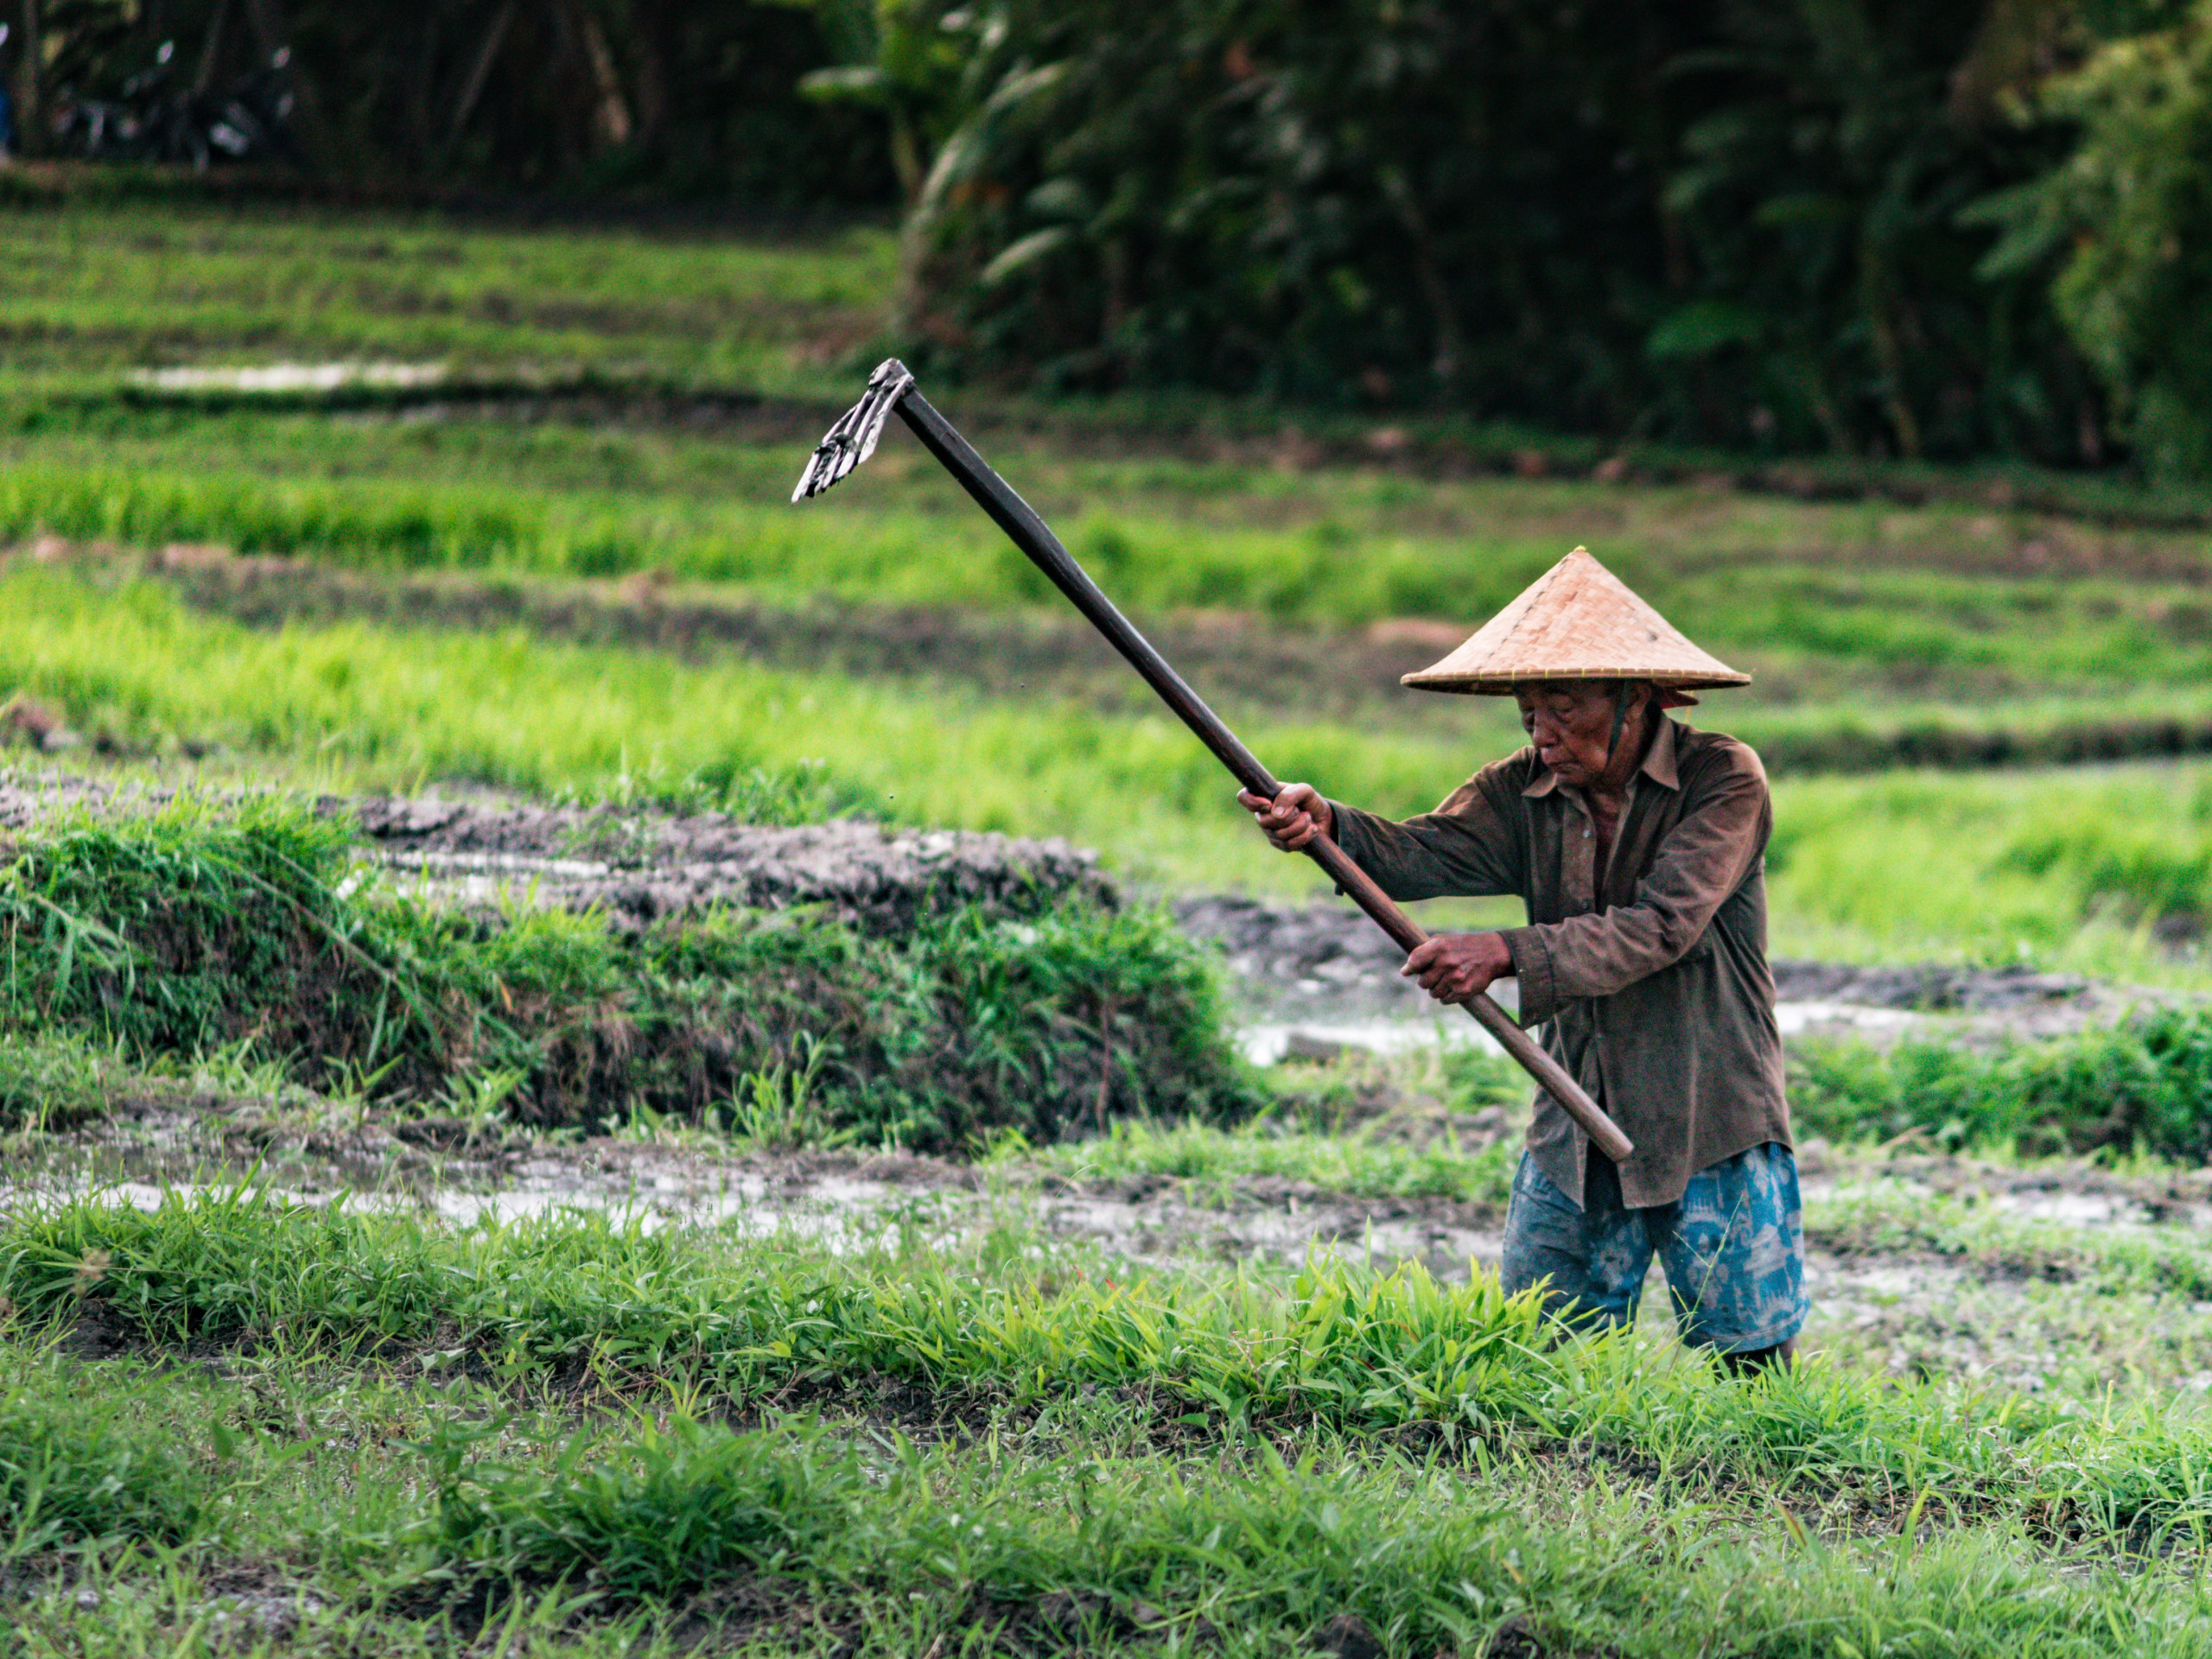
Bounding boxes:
[1238,783,1333,851]
[1402,931,1515,1005]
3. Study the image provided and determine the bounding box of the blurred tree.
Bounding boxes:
[1654,1,2094,460]
[892,0,2116,457]
[1974,1,2212,475]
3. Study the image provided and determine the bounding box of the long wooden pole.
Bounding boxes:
[888,386,1634,1164]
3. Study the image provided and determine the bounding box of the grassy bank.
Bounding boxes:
[0,802,1255,1147]
[0,1188,2204,1527]
[1790,1008,2212,1162]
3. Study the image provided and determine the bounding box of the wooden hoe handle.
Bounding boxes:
[808,365,1634,1165]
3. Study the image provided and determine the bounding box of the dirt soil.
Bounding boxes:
[346,793,1111,932]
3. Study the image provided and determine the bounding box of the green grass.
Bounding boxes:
[1015,1043,1529,1207]
[0,1185,2196,1524]
[19,189,2212,1659]
[1792,1011,2212,1162]
[0,196,2209,757]
[0,1358,210,1553]
[9,1338,2209,1659]
[0,798,1255,1147]
[13,567,2212,978]
[1019,1119,1518,1207]
[12,1192,2212,1654]
[1810,1183,2212,1301]
[7,411,2212,708]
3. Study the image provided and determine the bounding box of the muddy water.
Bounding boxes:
[1238,1001,1921,1066]
[0,1117,1505,1281]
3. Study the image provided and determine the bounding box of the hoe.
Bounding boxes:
[794,359,1633,1162]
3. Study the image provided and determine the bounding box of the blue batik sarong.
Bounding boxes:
[1500,1141,1807,1353]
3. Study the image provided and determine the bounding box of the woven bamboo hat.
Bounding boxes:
[1401,546,1750,704]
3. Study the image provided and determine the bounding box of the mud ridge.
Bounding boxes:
[0,772,1112,934]
[347,795,1113,933]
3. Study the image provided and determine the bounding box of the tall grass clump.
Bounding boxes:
[0,1193,1558,1433]
[0,801,1257,1147]
[0,1361,211,1552]
[1793,1008,2212,1160]
[430,1419,874,1599]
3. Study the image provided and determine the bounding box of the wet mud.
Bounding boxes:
[347,794,1110,932]
[0,1097,1508,1281]
[0,772,1110,933]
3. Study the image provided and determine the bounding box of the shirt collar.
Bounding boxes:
[1522,714,1682,798]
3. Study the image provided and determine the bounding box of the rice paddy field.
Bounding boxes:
[14,189,2212,1656]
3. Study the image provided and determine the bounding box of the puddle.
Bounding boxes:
[1237,1018,1493,1066]
[1241,1001,1923,1066]
[128,361,448,394]
[1775,1001,1919,1037]
[0,1121,1507,1281]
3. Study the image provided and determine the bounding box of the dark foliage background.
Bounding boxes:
[894,0,2107,461]
[16,0,2212,467]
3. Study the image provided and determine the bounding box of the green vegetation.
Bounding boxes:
[10,1192,2212,1653]
[1019,1045,1527,1205]
[1982,4,2212,480]
[8,192,2212,1657]
[1020,1119,1519,1208]
[1795,1010,2212,1161]
[0,800,1255,1147]
[16,3,2212,485]
[0,203,897,398]
[0,1359,210,1552]
[20,567,2212,978]
[0,1029,130,1131]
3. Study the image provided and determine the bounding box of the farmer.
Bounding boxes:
[1240,547,1802,1373]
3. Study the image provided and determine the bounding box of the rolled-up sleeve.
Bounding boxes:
[1327,767,1524,902]
[1503,749,1770,1026]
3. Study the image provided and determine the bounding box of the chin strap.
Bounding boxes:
[1605,680,1632,775]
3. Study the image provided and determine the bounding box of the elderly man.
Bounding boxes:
[1240,548,1802,1372]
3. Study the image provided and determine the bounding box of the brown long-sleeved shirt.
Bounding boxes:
[1328,715,1789,1210]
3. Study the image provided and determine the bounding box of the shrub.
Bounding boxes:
[1792,1008,2212,1162]
[0,801,1262,1149]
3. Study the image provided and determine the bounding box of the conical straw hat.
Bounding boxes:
[1401,546,1749,699]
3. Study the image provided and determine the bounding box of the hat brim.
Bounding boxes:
[1399,668,1751,699]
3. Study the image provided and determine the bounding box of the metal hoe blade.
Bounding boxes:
[791,358,916,501]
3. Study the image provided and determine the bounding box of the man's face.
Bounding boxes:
[1514,680,1630,788]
